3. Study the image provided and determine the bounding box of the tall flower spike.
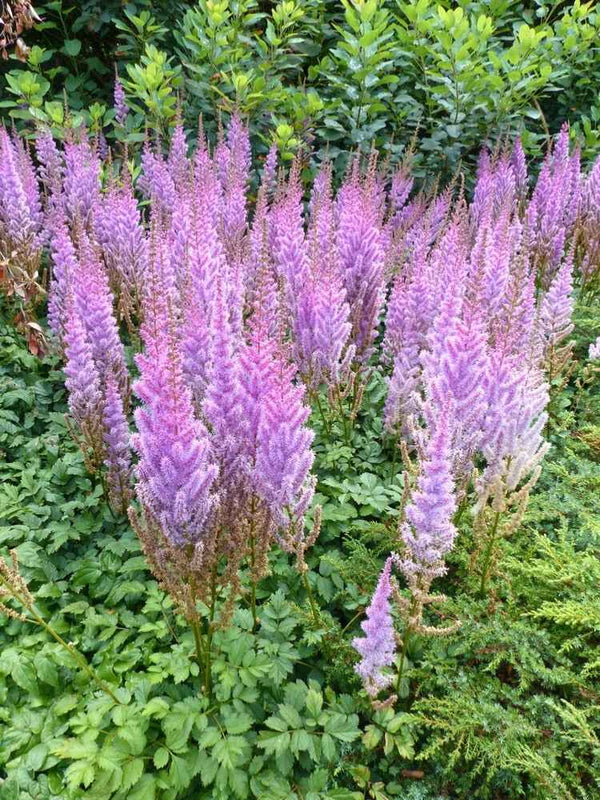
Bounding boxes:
[102,371,132,514]
[62,135,101,228]
[538,247,575,377]
[203,276,244,490]
[400,402,457,578]
[63,301,104,467]
[47,216,78,344]
[113,74,128,126]
[271,160,309,302]
[353,557,397,697]
[0,128,43,252]
[132,280,219,547]
[95,178,148,302]
[337,162,386,360]
[252,358,315,531]
[73,233,128,390]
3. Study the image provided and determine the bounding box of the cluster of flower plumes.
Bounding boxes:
[1,116,598,679]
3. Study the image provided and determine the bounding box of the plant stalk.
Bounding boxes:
[479,510,502,598]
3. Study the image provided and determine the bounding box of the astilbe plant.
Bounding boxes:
[24,121,594,710]
[0,127,45,350]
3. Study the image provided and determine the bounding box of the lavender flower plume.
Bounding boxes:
[400,404,457,577]
[168,122,190,190]
[252,359,315,530]
[0,128,43,253]
[139,143,176,213]
[63,301,104,463]
[589,336,600,361]
[62,136,101,228]
[47,216,78,343]
[538,248,575,359]
[113,75,128,126]
[73,235,128,389]
[478,351,550,503]
[511,136,528,200]
[353,557,396,697]
[102,371,132,513]
[132,286,219,546]
[202,277,245,488]
[35,129,64,201]
[95,179,148,298]
[271,162,309,301]
[337,164,385,360]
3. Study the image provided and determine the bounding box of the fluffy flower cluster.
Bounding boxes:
[353,557,397,696]
[38,117,318,614]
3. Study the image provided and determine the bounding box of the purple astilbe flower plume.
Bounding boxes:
[336,160,386,360]
[139,142,176,214]
[11,133,44,234]
[63,300,105,466]
[132,277,219,547]
[495,251,537,359]
[420,281,489,483]
[0,128,43,253]
[252,358,315,531]
[511,136,528,201]
[478,350,550,506]
[35,129,64,203]
[203,276,245,489]
[538,246,575,378]
[492,152,517,217]
[389,164,413,218]
[526,124,580,283]
[293,176,353,388]
[471,148,494,226]
[62,135,101,228]
[589,336,600,361]
[102,371,132,513]
[271,160,309,301]
[539,248,575,347]
[221,113,250,250]
[214,117,230,186]
[95,177,148,301]
[168,121,190,191]
[73,233,128,390]
[177,193,229,397]
[180,288,212,403]
[236,319,283,466]
[113,74,128,126]
[400,402,457,578]
[353,557,397,697]
[302,259,353,390]
[47,215,78,344]
[261,142,278,199]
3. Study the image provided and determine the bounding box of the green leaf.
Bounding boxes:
[122,758,145,791]
[62,39,82,56]
[129,774,156,800]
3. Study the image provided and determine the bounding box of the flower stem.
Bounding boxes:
[190,617,205,682]
[395,627,411,698]
[248,497,259,631]
[479,511,502,598]
[302,570,319,624]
